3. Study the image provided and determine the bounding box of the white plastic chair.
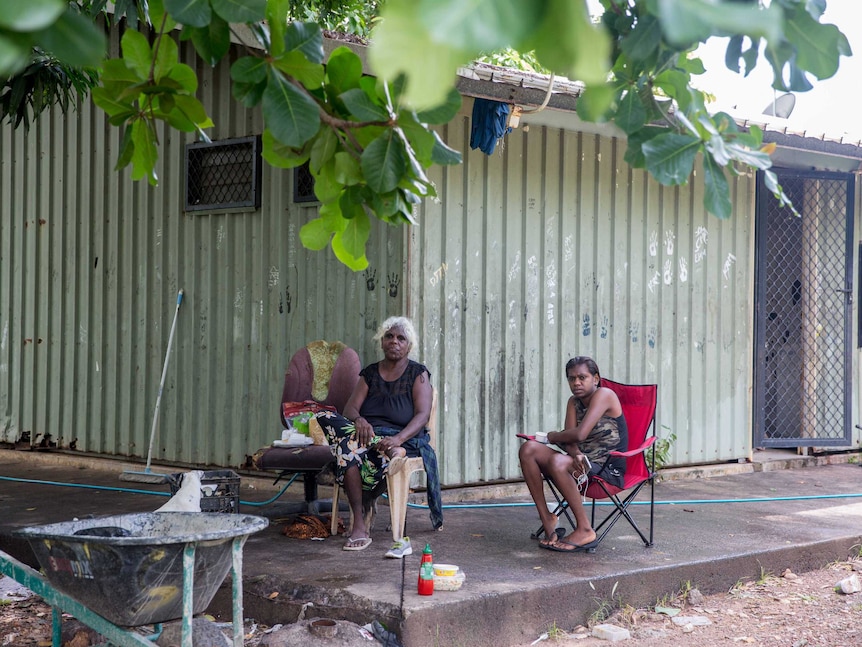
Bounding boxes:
[330,389,438,541]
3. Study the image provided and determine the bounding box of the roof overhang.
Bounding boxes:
[455,62,862,173]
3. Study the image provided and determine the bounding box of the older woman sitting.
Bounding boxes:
[316,316,442,553]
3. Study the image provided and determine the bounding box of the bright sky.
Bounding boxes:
[691,0,862,141]
[582,0,862,142]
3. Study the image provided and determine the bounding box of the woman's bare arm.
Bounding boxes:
[342,379,373,445]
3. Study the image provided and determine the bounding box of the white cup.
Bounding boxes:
[535,431,549,444]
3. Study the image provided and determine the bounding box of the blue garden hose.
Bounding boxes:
[1,474,860,509]
[0,474,300,507]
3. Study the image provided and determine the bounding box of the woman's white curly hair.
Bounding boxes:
[374,316,418,358]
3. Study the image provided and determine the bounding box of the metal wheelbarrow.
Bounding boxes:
[0,511,268,647]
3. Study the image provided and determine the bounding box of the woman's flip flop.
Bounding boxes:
[343,536,373,551]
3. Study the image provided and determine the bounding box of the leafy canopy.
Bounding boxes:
[0,0,852,267]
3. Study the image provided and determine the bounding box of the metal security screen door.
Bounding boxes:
[754,170,854,448]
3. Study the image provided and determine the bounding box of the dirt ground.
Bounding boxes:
[523,557,862,647]
[2,558,862,646]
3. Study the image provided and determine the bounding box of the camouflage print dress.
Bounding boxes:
[574,398,628,488]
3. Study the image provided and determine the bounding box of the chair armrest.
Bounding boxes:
[609,435,657,458]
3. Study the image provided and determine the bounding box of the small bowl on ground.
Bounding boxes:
[434,571,466,591]
[433,563,459,577]
[309,619,338,638]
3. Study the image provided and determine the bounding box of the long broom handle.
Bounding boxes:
[145,289,184,471]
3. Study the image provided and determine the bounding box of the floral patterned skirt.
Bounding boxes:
[314,410,443,529]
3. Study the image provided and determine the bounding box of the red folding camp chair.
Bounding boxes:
[533,378,658,551]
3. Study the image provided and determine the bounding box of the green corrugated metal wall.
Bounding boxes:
[8,39,857,485]
[0,34,404,467]
[410,102,757,485]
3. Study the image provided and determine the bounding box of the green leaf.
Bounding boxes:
[310,127,338,173]
[369,190,404,219]
[642,133,701,186]
[91,87,135,117]
[705,133,731,166]
[100,58,143,83]
[166,62,198,94]
[656,0,782,47]
[120,30,152,79]
[725,34,759,76]
[157,92,176,115]
[284,21,324,65]
[370,2,473,109]
[332,210,370,271]
[326,46,363,96]
[575,84,616,123]
[340,88,389,121]
[361,130,407,194]
[232,78,267,107]
[415,87,462,125]
[430,131,462,165]
[339,186,366,219]
[654,69,692,111]
[187,14,230,66]
[619,13,661,61]
[33,10,106,68]
[148,0,178,32]
[784,8,849,80]
[261,129,310,169]
[115,124,134,170]
[0,37,29,79]
[171,94,212,128]
[273,51,325,90]
[320,200,347,231]
[419,0,540,52]
[723,142,772,170]
[614,89,647,135]
[763,169,799,217]
[397,113,436,165]
[130,119,159,184]
[312,159,342,204]
[623,126,667,168]
[153,34,179,83]
[300,217,333,250]
[703,153,732,219]
[231,57,267,106]
[528,0,609,85]
[164,0,211,28]
[334,151,363,186]
[232,56,268,84]
[0,0,64,31]
[266,0,290,58]
[211,0,265,24]
[262,70,321,148]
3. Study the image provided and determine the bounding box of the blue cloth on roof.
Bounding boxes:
[470,99,512,155]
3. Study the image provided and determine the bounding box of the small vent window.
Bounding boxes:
[185,136,262,212]
[293,162,317,203]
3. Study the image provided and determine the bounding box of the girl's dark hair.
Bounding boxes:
[565,356,601,382]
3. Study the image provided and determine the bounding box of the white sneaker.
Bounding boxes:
[385,536,413,559]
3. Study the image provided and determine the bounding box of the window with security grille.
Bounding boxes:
[185,136,262,211]
[293,162,317,203]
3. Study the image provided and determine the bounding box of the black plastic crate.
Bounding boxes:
[169,470,240,513]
